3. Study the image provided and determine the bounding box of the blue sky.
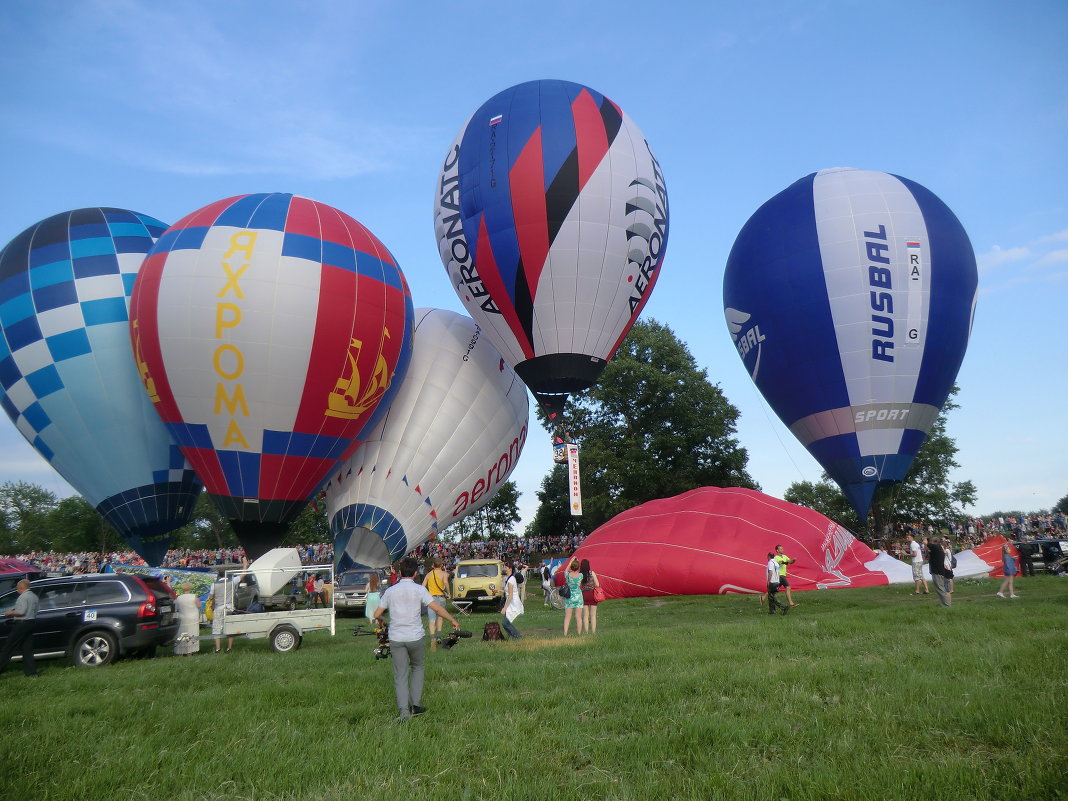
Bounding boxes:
[1,0,1065,532]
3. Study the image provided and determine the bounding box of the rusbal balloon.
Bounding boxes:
[723,168,978,521]
[0,208,201,564]
[130,193,413,559]
[326,308,528,569]
[434,79,669,420]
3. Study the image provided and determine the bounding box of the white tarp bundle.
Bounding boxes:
[248,548,304,596]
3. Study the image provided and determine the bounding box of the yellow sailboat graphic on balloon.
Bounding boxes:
[326,329,393,420]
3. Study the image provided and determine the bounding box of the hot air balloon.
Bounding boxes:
[434,79,669,422]
[0,208,201,564]
[325,308,529,569]
[722,168,978,521]
[130,193,413,559]
[571,487,912,599]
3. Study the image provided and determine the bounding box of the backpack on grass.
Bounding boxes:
[482,622,503,641]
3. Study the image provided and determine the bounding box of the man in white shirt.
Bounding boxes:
[907,533,929,595]
[374,558,459,721]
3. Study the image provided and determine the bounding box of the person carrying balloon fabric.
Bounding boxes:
[499,562,524,640]
[765,554,788,616]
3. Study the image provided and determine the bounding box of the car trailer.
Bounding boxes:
[217,563,335,653]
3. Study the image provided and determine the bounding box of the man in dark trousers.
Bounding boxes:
[374,558,460,721]
[927,539,952,607]
[1016,540,1036,577]
[0,579,40,677]
[765,553,789,615]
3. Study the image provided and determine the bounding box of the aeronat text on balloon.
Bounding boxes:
[626,141,669,314]
[437,146,500,314]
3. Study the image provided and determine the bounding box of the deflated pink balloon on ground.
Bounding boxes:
[571,487,911,599]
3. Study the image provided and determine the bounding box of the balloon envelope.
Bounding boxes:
[0,208,201,564]
[326,308,528,569]
[723,168,978,520]
[130,193,413,559]
[435,79,669,415]
[572,487,909,599]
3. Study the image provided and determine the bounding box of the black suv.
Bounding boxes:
[0,573,178,668]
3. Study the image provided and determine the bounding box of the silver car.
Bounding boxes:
[332,569,377,614]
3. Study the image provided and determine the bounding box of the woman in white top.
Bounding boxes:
[499,562,524,640]
[174,582,202,656]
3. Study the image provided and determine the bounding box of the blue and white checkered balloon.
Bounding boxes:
[0,208,201,563]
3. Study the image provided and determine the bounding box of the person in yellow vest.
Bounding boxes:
[422,557,451,641]
[774,544,798,607]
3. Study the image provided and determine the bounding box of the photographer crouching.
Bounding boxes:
[373,557,460,722]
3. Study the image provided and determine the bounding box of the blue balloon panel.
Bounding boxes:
[723,169,978,520]
[332,503,406,570]
[0,208,201,563]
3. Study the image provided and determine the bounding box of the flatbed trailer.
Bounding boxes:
[217,563,335,652]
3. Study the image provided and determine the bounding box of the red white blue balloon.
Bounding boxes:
[723,168,978,520]
[130,193,413,559]
[0,208,201,564]
[434,79,669,418]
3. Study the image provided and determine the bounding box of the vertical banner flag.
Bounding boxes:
[567,443,582,516]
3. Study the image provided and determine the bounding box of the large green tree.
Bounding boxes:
[167,493,238,550]
[533,319,756,531]
[1054,493,1068,515]
[0,481,59,553]
[49,496,121,554]
[525,463,592,539]
[784,387,976,537]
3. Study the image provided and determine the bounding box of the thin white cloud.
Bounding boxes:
[977,228,1068,288]
[0,0,433,180]
[1034,248,1068,267]
[977,245,1029,272]
[1035,230,1068,245]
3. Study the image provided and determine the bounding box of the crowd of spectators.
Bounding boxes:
[10,534,584,575]
[8,516,1063,574]
[410,533,585,565]
[878,513,1066,561]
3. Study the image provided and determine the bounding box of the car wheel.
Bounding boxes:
[73,630,117,667]
[286,596,297,612]
[269,624,301,653]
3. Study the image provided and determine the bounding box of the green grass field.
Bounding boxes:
[1,574,1066,801]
